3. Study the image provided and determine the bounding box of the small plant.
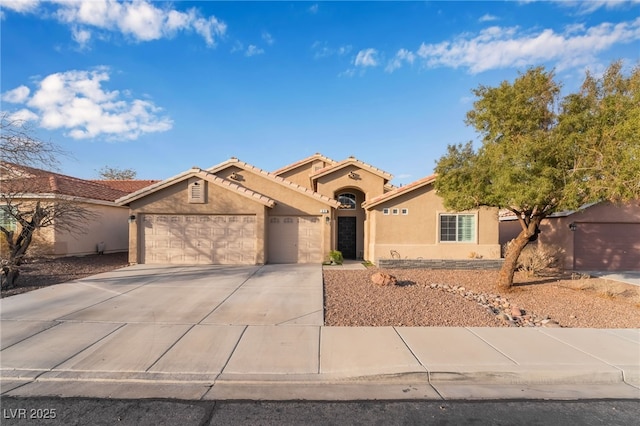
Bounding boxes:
[468,251,483,259]
[517,244,565,276]
[329,250,343,265]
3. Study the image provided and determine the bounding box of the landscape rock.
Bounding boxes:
[371,272,398,286]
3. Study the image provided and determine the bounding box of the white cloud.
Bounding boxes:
[7,108,39,122]
[309,4,319,14]
[262,31,274,45]
[479,14,498,23]
[312,41,352,59]
[0,0,39,13]
[561,0,640,15]
[245,45,264,57]
[416,18,640,73]
[1,85,30,103]
[385,48,416,73]
[354,48,379,67]
[3,0,226,47]
[2,68,172,140]
[71,26,91,47]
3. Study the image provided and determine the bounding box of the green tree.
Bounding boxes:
[435,62,640,291]
[96,165,137,180]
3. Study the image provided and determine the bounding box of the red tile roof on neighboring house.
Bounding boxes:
[0,162,129,202]
[90,180,160,193]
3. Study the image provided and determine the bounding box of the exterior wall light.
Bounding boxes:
[325,216,330,224]
[569,222,577,231]
[128,215,136,224]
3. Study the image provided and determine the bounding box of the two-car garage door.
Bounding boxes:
[142,214,256,265]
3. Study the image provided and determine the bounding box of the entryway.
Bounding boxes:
[337,216,357,259]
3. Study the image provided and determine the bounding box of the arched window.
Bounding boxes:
[338,193,356,209]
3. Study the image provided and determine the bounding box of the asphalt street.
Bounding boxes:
[1,397,639,425]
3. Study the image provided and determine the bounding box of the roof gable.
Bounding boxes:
[272,153,337,176]
[116,167,276,208]
[363,174,437,209]
[311,156,393,182]
[208,158,341,207]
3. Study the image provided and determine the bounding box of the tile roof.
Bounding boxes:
[208,158,341,207]
[363,174,437,209]
[90,180,160,193]
[115,167,276,208]
[1,162,129,202]
[272,153,337,176]
[311,156,393,181]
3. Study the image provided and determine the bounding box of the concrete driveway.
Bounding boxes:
[0,264,324,399]
[0,264,323,325]
[584,271,640,287]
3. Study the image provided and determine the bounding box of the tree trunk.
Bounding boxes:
[497,216,543,291]
[1,264,20,290]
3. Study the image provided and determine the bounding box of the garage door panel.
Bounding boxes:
[143,214,256,265]
[575,223,640,271]
[268,216,322,264]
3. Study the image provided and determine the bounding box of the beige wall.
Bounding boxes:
[127,178,269,264]
[276,159,331,190]
[367,185,500,262]
[315,165,387,200]
[1,200,128,258]
[54,203,129,256]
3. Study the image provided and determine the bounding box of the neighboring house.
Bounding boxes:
[117,154,501,265]
[499,201,640,271]
[0,162,154,257]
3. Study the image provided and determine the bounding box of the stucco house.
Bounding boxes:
[500,201,640,271]
[117,154,501,266]
[0,162,155,257]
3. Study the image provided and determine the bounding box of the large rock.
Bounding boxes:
[371,272,398,286]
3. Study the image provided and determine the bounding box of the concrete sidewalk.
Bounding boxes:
[1,264,639,401]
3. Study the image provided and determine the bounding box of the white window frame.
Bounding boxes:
[392,208,399,215]
[401,208,409,215]
[382,208,390,215]
[438,212,477,243]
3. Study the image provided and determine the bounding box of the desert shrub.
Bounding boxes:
[329,250,343,265]
[517,244,565,276]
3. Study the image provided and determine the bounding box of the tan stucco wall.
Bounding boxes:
[315,165,387,200]
[367,185,500,262]
[54,203,129,256]
[127,178,268,264]
[1,200,128,258]
[276,159,331,190]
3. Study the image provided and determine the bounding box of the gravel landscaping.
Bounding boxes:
[324,268,640,328]
[2,255,639,329]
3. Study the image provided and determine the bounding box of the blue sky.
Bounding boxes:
[1,1,639,184]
